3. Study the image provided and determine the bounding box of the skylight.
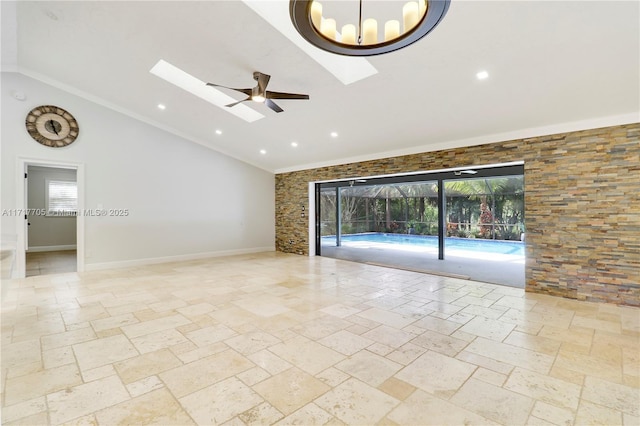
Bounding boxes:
[241,0,378,85]
[150,60,264,123]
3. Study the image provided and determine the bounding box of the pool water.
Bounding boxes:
[322,233,524,256]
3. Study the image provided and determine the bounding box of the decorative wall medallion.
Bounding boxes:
[25,105,79,147]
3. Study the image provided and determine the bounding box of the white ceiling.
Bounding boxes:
[3,1,639,173]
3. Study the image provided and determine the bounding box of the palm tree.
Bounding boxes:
[445,177,523,239]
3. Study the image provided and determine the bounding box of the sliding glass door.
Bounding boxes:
[316,164,525,287]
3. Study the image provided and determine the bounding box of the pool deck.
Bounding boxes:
[320,243,525,288]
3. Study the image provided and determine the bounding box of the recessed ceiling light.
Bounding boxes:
[150,59,264,123]
[476,70,489,80]
[330,132,338,138]
[260,149,267,155]
[215,129,222,135]
[291,142,298,147]
[157,104,166,110]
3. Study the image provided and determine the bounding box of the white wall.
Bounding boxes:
[27,165,77,249]
[1,72,275,268]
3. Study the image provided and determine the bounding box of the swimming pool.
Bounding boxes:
[321,232,524,256]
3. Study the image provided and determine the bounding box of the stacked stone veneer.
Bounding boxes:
[275,123,640,306]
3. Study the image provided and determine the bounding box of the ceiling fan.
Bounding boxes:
[206,71,309,113]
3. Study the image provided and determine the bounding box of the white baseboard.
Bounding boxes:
[1,234,17,250]
[84,246,276,272]
[27,245,77,253]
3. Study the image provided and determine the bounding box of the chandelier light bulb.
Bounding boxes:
[341,24,357,45]
[321,18,337,40]
[363,18,378,45]
[310,1,322,29]
[384,20,400,42]
[403,2,420,33]
[419,0,428,17]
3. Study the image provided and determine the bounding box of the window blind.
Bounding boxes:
[47,180,77,215]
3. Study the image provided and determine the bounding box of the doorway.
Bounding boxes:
[15,159,85,278]
[316,164,525,287]
[26,165,78,276]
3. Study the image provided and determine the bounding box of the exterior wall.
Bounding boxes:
[275,123,640,306]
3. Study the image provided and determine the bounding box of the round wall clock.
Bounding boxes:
[25,105,79,148]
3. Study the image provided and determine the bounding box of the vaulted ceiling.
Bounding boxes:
[3,1,639,173]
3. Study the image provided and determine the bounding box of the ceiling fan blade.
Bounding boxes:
[225,97,251,107]
[206,83,252,96]
[266,91,309,100]
[264,99,283,113]
[254,72,271,93]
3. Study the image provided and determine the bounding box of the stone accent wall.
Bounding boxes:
[275,123,640,306]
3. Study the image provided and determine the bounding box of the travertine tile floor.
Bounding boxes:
[26,250,77,277]
[1,252,638,425]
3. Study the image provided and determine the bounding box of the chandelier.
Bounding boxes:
[289,0,451,56]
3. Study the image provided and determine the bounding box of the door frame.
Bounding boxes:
[15,157,85,278]
[313,162,525,259]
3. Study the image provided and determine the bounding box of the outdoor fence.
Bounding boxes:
[320,220,524,241]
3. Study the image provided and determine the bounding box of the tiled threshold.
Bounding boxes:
[26,250,77,278]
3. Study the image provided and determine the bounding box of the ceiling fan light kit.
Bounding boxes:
[289,0,451,56]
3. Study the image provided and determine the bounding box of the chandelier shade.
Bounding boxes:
[289,0,451,56]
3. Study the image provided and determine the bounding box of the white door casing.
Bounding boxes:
[15,158,85,278]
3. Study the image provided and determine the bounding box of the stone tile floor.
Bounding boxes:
[26,251,77,278]
[1,252,638,425]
